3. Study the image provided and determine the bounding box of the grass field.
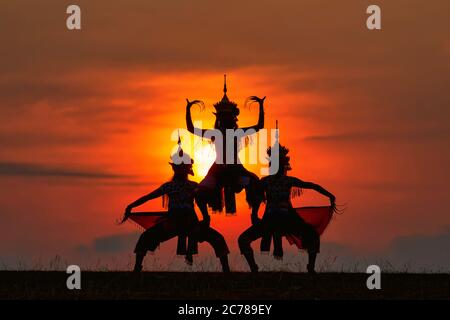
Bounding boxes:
[1,271,449,300]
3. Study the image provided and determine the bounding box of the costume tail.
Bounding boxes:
[286,206,333,250]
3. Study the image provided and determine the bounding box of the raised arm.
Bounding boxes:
[127,187,165,210]
[241,96,265,134]
[120,186,166,223]
[186,99,210,137]
[291,177,336,206]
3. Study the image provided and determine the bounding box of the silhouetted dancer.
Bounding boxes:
[121,141,230,272]
[185,75,265,215]
[238,143,336,274]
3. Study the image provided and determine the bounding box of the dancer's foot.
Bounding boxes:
[185,254,193,266]
[220,255,231,273]
[307,251,317,275]
[133,253,145,273]
[307,264,316,275]
[243,252,259,273]
[250,264,259,273]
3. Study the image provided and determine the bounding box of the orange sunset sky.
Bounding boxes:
[1,0,449,270]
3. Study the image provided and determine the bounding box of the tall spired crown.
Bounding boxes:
[267,120,290,171]
[213,74,239,115]
[170,130,193,165]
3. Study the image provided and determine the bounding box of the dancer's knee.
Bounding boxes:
[238,233,252,254]
[214,235,229,257]
[134,229,160,253]
[207,230,230,257]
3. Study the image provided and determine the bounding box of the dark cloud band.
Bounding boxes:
[0,161,129,179]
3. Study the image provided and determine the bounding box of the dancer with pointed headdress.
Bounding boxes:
[238,122,336,273]
[185,75,265,216]
[121,137,230,272]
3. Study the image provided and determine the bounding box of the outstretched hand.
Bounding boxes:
[119,206,132,224]
[248,96,266,104]
[330,195,337,213]
[186,99,202,108]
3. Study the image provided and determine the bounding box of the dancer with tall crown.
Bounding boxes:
[238,121,337,273]
[121,136,230,272]
[185,75,265,215]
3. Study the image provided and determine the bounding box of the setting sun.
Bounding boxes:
[192,142,216,180]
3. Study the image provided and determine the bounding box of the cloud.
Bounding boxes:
[319,229,450,272]
[303,129,450,144]
[386,227,450,271]
[0,78,102,110]
[2,0,449,76]
[92,232,140,253]
[0,131,99,148]
[72,233,141,256]
[0,161,131,179]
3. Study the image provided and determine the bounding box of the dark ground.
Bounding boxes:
[1,271,449,300]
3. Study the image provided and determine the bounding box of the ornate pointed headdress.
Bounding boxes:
[169,131,194,175]
[213,74,239,116]
[267,120,291,173]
